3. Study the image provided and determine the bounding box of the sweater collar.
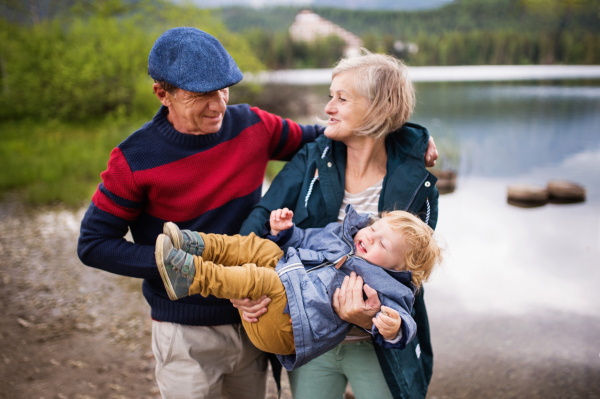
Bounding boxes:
[152,105,221,147]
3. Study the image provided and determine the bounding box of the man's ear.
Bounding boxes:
[153,83,171,107]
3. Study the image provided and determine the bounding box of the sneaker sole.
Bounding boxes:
[163,222,182,250]
[155,234,178,301]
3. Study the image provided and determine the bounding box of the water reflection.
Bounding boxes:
[412,82,600,179]
[415,82,600,319]
[429,176,600,317]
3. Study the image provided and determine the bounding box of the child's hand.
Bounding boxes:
[373,306,402,340]
[270,208,294,235]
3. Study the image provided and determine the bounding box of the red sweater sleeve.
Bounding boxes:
[92,147,144,221]
[250,106,323,162]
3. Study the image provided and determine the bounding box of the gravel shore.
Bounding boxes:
[0,200,286,399]
[1,198,598,399]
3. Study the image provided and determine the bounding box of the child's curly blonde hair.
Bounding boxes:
[378,210,442,291]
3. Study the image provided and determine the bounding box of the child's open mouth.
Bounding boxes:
[356,241,367,253]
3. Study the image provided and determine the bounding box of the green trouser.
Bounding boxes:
[288,340,393,399]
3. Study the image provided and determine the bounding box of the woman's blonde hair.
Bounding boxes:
[332,50,415,139]
[378,210,442,291]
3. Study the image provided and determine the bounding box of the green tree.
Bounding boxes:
[0,0,264,122]
[362,32,378,52]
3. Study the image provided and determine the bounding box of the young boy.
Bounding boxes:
[155,205,441,371]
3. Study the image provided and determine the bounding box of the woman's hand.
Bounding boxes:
[332,272,381,330]
[425,136,438,167]
[270,208,294,235]
[230,295,271,323]
[373,306,402,340]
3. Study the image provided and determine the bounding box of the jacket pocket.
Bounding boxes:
[301,273,339,340]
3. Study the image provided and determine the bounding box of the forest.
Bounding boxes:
[0,0,265,203]
[217,0,600,68]
[0,0,598,203]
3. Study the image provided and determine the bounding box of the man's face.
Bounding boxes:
[156,85,229,135]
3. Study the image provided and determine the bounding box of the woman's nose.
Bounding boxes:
[324,99,335,115]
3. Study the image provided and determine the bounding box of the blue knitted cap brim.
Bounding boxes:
[149,27,243,93]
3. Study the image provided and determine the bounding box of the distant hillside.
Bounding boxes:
[219,0,600,68]
[312,0,454,10]
[178,0,454,11]
[216,0,600,39]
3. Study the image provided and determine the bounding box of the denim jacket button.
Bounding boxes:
[424,181,431,187]
[327,162,332,167]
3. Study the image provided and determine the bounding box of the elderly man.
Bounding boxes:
[77,27,323,398]
[78,27,438,398]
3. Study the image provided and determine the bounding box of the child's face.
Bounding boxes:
[353,218,407,271]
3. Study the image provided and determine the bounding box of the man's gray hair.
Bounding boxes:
[154,79,179,95]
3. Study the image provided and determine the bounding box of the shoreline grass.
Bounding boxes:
[0,117,291,206]
[0,119,147,205]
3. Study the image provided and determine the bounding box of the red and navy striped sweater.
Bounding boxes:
[78,104,322,326]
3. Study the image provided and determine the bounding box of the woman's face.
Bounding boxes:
[324,72,370,142]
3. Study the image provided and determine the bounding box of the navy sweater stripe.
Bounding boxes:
[99,183,144,209]
[272,118,290,159]
[121,105,262,172]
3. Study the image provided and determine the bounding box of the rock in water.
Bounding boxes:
[507,184,548,208]
[547,179,586,203]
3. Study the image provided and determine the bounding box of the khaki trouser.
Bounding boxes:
[152,321,268,399]
[189,233,295,355]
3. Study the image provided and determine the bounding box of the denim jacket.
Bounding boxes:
[269,204,417,371]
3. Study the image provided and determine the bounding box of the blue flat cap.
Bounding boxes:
[148,27,243,93]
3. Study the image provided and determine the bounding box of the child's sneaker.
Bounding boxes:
[163,222,205,256]
[155,234,196,301]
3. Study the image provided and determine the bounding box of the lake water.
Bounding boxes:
[410,81,600,316]
[285,80,600,396]
[411,81,600,396]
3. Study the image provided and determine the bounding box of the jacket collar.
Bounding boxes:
[384,122,431,178]
[315,123,431,219]
[315,122,431,175]
[341,203,371,241]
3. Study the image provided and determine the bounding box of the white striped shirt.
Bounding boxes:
[337,179,383,223]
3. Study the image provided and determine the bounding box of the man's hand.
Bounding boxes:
[425,136,438,167]
[373,306,402,340]
[270,208,294,235]
[332,272,381,330]
[230,295,271,323]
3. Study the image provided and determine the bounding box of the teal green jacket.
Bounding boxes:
[240,122,439,399]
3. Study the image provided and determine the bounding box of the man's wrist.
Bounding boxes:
[354,317,373,330]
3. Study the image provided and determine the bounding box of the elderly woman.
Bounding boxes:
[237,52,439,399]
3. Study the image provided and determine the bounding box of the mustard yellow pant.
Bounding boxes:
[188,233,295,355]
